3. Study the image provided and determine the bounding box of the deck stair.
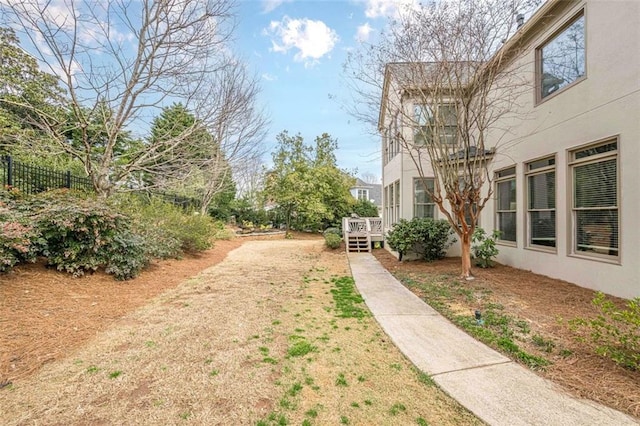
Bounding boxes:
[343,217,383,253]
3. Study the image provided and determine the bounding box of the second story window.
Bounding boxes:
[357,189,369,201]
[413,104,457,146]
[539,12,585,100]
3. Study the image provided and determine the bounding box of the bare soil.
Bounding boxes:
[372,249,640,420]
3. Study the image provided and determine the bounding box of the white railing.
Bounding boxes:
[343,217,384,241]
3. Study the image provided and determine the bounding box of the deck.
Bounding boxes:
[342,217,384,253]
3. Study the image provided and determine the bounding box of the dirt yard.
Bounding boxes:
[1,233,638,423]
[0,234,478,425]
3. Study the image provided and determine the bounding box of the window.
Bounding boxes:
[495,166,516,242]
[539,13,585,100]
[526,157,556,249]
[394,180,400,225]
[414,177,435,218]
[357,189,369,201]
[413,104,457,146]
[570,140,618,258]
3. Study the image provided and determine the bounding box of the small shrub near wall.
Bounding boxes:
[324,233,342,249]
[386,218,455,261]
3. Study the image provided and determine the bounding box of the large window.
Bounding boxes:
[414,177,435,218]
[413,104,457,146]
[495,166,517,243]
[570,140,618,259]
[539,12,585,100]
[394,180,400,225]
[526,157,556,249]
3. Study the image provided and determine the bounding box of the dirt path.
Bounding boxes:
[0,239,478,425]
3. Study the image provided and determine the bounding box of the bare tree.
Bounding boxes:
[199,58,269,214]
[346,0,540,279]
[360,172,380,184]
[2,0,241,196]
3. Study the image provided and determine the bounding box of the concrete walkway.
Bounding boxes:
[347,253,639,426]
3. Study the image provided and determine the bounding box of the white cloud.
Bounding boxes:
[262,0,293,13]
[363,0,418,19]
[262,73,278,81]
[266,17,339,66]
[355,23,373,42]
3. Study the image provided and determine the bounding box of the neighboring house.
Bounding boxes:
[350,178,382,216]
[379,0,640,299]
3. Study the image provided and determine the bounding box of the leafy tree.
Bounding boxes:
[0,27,66,156]
[263,131,354,234]
[352,199,379,218]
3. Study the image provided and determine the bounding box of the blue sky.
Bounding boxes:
[233,0,404,181]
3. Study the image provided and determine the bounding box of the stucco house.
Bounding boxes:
[350,178,382,216]
[379,0,640,299]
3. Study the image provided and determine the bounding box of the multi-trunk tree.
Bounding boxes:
[2,0,265,199]
[346,0,540,279]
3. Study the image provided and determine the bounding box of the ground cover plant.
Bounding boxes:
[372,249,640,419]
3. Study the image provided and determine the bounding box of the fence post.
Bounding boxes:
[5,155,12,187]
[65,171,71,189]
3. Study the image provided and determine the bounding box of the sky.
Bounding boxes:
[232,0,411,181]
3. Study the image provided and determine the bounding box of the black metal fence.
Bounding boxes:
[1,155,201,210]
[1,155,93,194]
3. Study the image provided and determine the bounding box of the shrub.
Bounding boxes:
[471,227,500,268]
[324,233,342,249]
[31,192,134,277]
[104,230,148,280]
[112,195,215,257]
[351,199,379,218]
[570,293,640,371]
[0,190,42,272]
[386,218,455,261]
[323,227,341,237]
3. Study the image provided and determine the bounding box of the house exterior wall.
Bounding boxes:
[380,0,640,298]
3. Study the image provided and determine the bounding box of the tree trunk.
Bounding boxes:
[460,231,473,280]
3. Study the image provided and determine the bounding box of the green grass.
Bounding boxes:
[389,403,407,415]
[287,340,317,358]
[109,370,123,379]
[335,373,348,387]
[330,277,369,318]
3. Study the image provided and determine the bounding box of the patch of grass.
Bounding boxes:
[364,400,373,406]
[209,369,219,377]
[287,340,317,358]
[340,415,350,424]
[350,402,360,408]
[330,276,369,318]
[414,368,435,387]
[357,375,366,383]
[86,365,99,374]
[335,373,348,387]
[389,402,407,415]
[179,411,192,420]
[559,348,574,358]
[390,363,402,371]
[109,370,122,379]
[272,320,281,326]
[279,397,295,410]
[532,334,556,353]
[257,412,288,426]
[416,417,429,426]
[262,357,278,365]
[259,346,270,355]
[287,382,303,397]
[305,408,319,418]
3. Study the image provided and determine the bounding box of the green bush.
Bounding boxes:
[104,230,148,280]
[323,227,341,237]
[112,195,215,257]
[31,192,136,277]
[570,292,640,371]
[324,233,342,249]
[351,199,379,218]
[0,192,42,272]
[386,218,455,261]
[471,227,500,268]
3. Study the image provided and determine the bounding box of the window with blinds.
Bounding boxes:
[570,140,619,258]
[526,157,556,249]
[495,166,517,243]
[413,104,457,146]
[414,177,435,218]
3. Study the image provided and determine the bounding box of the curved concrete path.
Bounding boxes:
[347,252,639,426]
